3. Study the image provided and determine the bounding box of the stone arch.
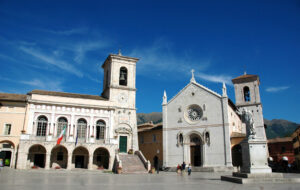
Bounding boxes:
[34,114,50,121]
[0,140,15,149]
[0,140,15,167]
[115,123,133,153]
[77,118,88,140]
[72,146,89,169]
[56,117,68,137]
[36,115,48,136]
[243,86,251,102]
[93,147,110,169]
[184,132,204,167]
[95,119,106,140]
[54,115,71,122]
[183,131,204,144]
[50,145,68,169]
[119,66,128,86]
[28,144,47,168]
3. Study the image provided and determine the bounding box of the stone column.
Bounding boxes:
[88,154,93,170]
[45,153,51,169]
[162,91,168,167]
[221,96,233,167]
[67,153,72,170]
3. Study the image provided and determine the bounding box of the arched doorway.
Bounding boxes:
[50,145,68,169]
[93,148,109,169]
[232,144,242,167]
[0,141,15,167]
[72,147,89,169]
[28,145,46,168]
[190,134,202,166]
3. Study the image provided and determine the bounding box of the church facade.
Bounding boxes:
[162,72,265,171]
[15,53,140,170]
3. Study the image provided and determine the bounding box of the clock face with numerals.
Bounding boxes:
[118,93,128,103]
[186,104,203,122]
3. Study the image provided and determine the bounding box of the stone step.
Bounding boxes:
[221,175,300,184]
[119,154,148,174]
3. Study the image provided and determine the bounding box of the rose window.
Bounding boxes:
[186,104,203,122]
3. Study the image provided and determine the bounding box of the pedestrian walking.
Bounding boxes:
[187,164,192,175]
[177,164,181,174]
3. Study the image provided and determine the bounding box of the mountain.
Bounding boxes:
[137,112,162,125]
[264,119,299,139]
[137,112,299,139]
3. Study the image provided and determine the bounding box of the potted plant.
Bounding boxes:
[128,149,133,154]
[151,166,156,174]
[31,165,39,169]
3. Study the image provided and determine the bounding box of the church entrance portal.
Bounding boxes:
[119,136,127,153]
[190,135,202,166]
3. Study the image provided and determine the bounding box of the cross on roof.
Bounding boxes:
[190,69,196,83]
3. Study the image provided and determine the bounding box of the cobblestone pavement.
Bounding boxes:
[1,168,300,190]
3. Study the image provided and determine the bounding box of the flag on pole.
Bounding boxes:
[75,130,78,146]
[57,126,66,145]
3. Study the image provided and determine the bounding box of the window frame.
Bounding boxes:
[36,116,48,136]
[77,119,87,139]
[4,123,12,135]
[57,117,68,137]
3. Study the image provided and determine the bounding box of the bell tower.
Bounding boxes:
[101,52,139,108]
[232,73,266,139]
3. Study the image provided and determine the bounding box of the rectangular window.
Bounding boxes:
[140,135,144,144]
[4,124,11,135]
[152,134,156,142]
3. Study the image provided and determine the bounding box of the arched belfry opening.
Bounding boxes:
[119,67,128,86]
[190,134,202,166]
[243,86,251,102]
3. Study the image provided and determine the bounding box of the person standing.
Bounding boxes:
[181,162,186,175]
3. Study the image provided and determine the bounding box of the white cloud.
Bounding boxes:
[20,78,63,91]
[41,28,88,35]
[73,41,109,64]
[266,86,290,92]
[129,39,209,75]
[129,39,232,85]
[195,72,233,85]
[19,46,83,77]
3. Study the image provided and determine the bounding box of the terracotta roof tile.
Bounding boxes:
[28,90,107,101]
[267,137,292,143]
[232,74,259,84]
[0,93,27,102]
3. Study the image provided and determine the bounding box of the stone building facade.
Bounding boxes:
[138,122,163,169]
[14,53,139,170]
[0,94,27,168]
[162,72,264,171]
[291,126,300,170]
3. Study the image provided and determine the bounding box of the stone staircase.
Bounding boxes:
[119,154,148,174]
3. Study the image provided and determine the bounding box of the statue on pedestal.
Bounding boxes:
[237,108,256,139]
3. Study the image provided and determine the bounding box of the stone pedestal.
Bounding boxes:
[240,139,271,174]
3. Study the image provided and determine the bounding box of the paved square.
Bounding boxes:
[1,168,300,190]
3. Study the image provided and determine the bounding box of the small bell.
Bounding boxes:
[120,73,126,81]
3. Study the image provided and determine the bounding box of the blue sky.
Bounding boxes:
[0,0,299,123]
